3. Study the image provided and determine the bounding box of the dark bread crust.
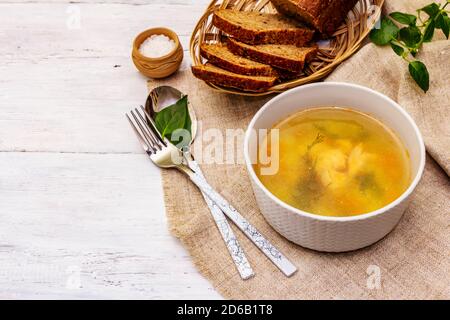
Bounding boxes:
[227,39,318,73]
[270,0,359,36]
[212,10,314,46]
[199,44,278,77]
[191,64,277,92]
[275,68,303,81]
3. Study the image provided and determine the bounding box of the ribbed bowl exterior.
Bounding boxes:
[250,179,410,252]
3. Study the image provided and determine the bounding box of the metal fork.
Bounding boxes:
[126,107,297,277]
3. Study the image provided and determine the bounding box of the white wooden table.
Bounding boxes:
[0,0,222,299]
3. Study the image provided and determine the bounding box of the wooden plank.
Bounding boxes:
[0,2,209,59]
[0,2,211,153]
[0,1,222,299]
[0,152,221,299]
[0,1,221,299]
[0,56,155,153]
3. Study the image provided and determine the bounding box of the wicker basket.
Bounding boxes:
[190,0,384,96]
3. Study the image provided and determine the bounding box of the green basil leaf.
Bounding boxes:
[390,12,417,25]
[440,15,450,39]
[422,3,441,17]
[399,26,422,47]
[436,12,445,28]
[179,105,192,148]
[409,61,430,93]
[370,17,399,45]
[390,42,405,56]
[154,95,191,144]
[423,19,436,42]
[421,3,440,18]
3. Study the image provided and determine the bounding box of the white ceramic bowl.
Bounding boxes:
[244,82,426,252]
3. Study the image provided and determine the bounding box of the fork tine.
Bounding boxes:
[135,108,164,150]
[135,108,162,150]
[140,105,166,146]
[134,108,163,150]
[130,110,157,153]
[126,113,154,153]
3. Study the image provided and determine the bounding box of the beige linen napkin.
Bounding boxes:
[149,0,449,299]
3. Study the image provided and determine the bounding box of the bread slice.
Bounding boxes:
[212,9,314,46]
[275,68,304,81]
[270,0,359,36]
[191,64,277,92]
[200,43,278,78]
[227,38,317,73]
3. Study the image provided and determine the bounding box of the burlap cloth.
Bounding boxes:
[148,0,449,299]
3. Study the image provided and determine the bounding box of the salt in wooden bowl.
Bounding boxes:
[132,27,184,79]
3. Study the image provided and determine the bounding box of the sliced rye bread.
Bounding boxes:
[212,9,314,47]
[275,68,304,81]
[191,63,277,92]
[200,43,278,78]
[227,38,317,73]
[270,0,359,36]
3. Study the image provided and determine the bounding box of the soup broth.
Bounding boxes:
[254,107,411,217]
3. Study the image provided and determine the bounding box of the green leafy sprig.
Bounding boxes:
[370,1,449,92]
[154,95,192,148]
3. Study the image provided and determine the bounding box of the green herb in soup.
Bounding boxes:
[254,107,411,217]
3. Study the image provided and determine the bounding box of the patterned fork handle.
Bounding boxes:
[188,169,298,277]
[186,157,255,280]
